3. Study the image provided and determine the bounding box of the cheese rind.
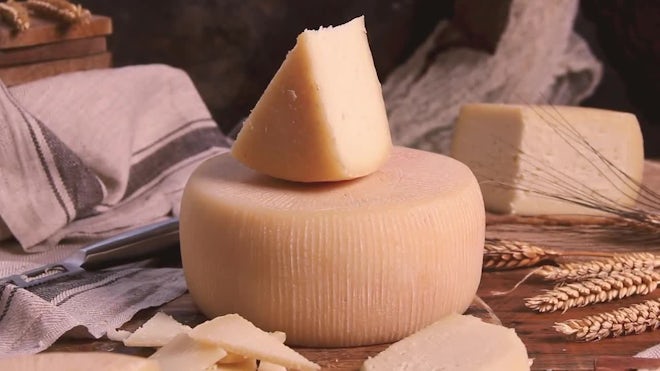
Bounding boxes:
[361,314,530,371]
[231,16,391,182]
[451,103,644,215]
[0,352,159,371]
[180,146,485,347]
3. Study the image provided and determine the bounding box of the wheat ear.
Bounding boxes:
[554,299,660,341]
[536,252,660,281]
[25,0,90,24]
[483,238,561,270]
[524,270,660,313]
[0,1,30,31]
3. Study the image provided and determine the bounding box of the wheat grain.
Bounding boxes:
[536,252,660,281]
[554,299,660,341]
[25,0,90,24]
[524,270,660,313]
[0,1,30,32]
[483,238,561,270]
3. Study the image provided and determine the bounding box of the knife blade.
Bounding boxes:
[0,217,180,288]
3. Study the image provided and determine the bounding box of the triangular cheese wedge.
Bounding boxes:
[231,16,391,182]
[123,312,192,347]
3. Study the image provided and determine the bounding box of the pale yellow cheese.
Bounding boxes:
[149,333,227,371]
[190,314,319,371]
[180,146,485,347]
[211,359,257,371]
[451,103,644,215]
[256,332,287,371]
[0,352,159,371]
[361,314,530,371]
[124,312,192,347]
[231,16,391,182]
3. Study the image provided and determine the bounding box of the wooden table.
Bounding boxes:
[48,162,660,370]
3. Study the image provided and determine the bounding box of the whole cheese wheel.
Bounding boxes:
[180,146,485,347]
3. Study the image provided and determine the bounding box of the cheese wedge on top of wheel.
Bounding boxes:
[231,16,391,182]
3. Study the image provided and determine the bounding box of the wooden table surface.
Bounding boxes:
[48,162,660,370]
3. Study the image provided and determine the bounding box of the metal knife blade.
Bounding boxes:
[0,217,180,288]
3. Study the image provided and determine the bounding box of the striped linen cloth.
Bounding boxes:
[0,65,228,357]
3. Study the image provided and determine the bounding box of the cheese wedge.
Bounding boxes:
[451,104,644,215]
[361,314,530,371]
[149,333,227,371]
[0,352,159,371]
[180,146,485,347]
[124,312,192,347]
[231,16,391,182]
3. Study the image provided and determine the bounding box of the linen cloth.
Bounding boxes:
[0,64,228,357]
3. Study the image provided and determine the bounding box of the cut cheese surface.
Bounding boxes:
[149,333,227,371]
[231,16,391,182]
[451,103,645,215]
[124,312,191,347]
[361,314,530,371]
[212,359,257,371]
[0,352,159,371]
[180,146,485,347]
[190,314,319,371]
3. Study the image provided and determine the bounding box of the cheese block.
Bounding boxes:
[180,146,485,347]
[451,103,645,215]
[0,352,159,371]
[361,314,530,371]
[124,312,192,347]
[231,16,391,182]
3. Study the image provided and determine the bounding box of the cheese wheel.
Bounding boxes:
[231,16,391,182]
[0,352,159,371]
[180,146,485,347]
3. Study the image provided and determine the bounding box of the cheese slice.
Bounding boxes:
[257,332,287,371]
[190,314,319,371]
[0,352,159,371]
[124,312,192,347]
[231,16,391,182]
[361,314,530,371]
[149,333,227,371]
[451,103,644,215]
[180,146,485,347]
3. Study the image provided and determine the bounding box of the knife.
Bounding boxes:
[0,217,180,288]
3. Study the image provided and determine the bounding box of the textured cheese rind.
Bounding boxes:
[0,352,159,371]
[180,146,485,347]
[451,103,645,215]
[361,314,530,371]
[231,16,391,182]
[124,312,192,347]
[149,333,227,371]
[190,314,320,371]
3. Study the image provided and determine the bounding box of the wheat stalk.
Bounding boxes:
[536,252,660,281]
[524,270,660,313]
[0,0,30,32]
[554,299,660,341]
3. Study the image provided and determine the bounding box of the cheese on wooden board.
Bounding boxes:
[231,16,391,182]
[149,333,227,371]
[0,352,159,371]
[451,103,645,215]
[180,146,485,347]
[190,314,319,371]
[124,312,192,347]
[361,314,530,371]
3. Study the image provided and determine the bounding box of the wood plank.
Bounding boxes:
[0,52,112,86]
[0,15,112,50]
[0,37,107,67]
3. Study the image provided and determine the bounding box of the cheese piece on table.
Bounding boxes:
[123,311,192,347]
[361,314,530,371]
[190,314,319,371]
[231,16,391,182]
[451,103,644,215]
[0,352,159,371]
[149,333,227,371]
[180,146,485,347]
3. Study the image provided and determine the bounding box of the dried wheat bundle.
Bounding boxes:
[0,0,29,31]
[524,270,660,313]
[554,299,660,341]
[483,238,561,270]
[536,252,660,281]
[25,0,90,24]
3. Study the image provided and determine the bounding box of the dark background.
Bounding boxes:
[79,0,659,158]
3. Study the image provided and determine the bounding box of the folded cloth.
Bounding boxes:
[0,64,228,357]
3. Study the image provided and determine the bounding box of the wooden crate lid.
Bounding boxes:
[0,15,112,50]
